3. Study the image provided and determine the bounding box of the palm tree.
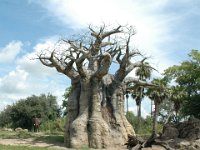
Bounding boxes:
[135,62,152,118]
[169,85,185,122]
[146,78,168,136]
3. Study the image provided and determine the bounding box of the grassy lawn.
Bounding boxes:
[0,144,49,150]
[0,144,90,150]
[0,130,90,150]
[0,130,64,142]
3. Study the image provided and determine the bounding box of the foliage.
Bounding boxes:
[0,94,61,130]
[164,49,200,96]
[0,145,48,150]
[182,95,200,118]
[134,62,153,114]
[164,49,200,119]
[62,86,72,116]
[146,78,168,135]
[146,78,168,105]
[126,111,162,136]
[40,117,65,134]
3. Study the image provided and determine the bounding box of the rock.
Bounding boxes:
[15,127,23,132]
[124,134,143,149]
[126,117,200,150]
[141,148,152,150]
[2,128,13,131]
[23,129,28,132]
[151,145,167,150]
[162,124,179,140]
[131,144,141,150]
[161,117,200,141]
[142,145,167,150]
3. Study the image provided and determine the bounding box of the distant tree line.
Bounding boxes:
[0,94,61,130]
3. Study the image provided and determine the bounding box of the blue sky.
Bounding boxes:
[0,0,200,117]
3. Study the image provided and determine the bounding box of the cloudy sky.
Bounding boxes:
[0,0,200,116]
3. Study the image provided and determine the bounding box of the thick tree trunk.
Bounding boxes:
[64,75,135,149]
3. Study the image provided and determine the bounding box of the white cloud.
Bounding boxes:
[0,41,23,63]
[0,68,29,93]
[17,39,57,77]
[32,0,180,73]
[0,38,70,111]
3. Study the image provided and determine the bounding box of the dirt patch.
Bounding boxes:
[0,138,127,150]
[0,138,70,150]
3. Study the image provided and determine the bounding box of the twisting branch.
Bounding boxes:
[95,52,112,79]
[115,32,132,81]
[37,43,80,79]
[62,39,90,78]
[101,25,122,39]
[89,25,123,56]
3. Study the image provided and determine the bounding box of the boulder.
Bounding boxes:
[23,129,28,132]
[15,127,23,132]
[177,117,200,140]
[2,128,13,131]
[162,124,179,140]
[162,117,200,140]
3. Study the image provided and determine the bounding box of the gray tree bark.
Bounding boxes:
[38,25,153,149]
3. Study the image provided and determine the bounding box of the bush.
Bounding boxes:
[126,111,162,136]
[0,94,61,130]
[40,117,65,134]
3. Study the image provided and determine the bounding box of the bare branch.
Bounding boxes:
[124,77,156,92]
[102,25,122,39]
[95,52,112,78]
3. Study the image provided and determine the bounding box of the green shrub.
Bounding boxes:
[40,117,65,134]
[126,111,163,136]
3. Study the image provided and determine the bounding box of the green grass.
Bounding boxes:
[0,144,91,150]
[35,135,64,143]
[0,144,48,150]
[0,130,64,144]
[0,130,37,139]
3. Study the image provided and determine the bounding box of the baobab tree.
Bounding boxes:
[38,25,154,149]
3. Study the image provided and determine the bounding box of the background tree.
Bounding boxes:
[135,62,153,119]
[164,49,200,119]
[127,62,153,132]
[158,85,186,124]
[126,111,162,135]
[38,24,154,148]
[146,78,168,136]
[62,86,72,116]
[0,94,60,130]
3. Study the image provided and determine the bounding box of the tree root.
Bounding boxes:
[125,133,175,150]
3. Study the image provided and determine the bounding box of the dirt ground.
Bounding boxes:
[0,138,127,150]
[0,138,70,150]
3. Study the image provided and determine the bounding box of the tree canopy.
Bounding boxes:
[164,49,200,119]
[0,94,60,130]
